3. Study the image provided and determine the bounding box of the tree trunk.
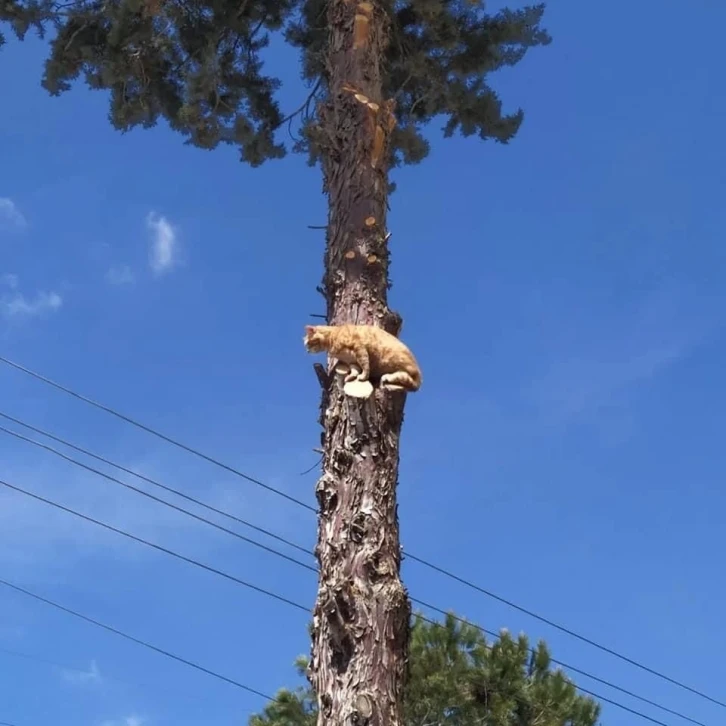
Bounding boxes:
[308,0,411,725]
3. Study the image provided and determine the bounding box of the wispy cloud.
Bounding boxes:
[0,198,27,231]
[61,659,102,686]
[1,289,63,319]
[106,265,135,286]
[526,285,718,425]
[101,715,145,726]
[146,212,177,275]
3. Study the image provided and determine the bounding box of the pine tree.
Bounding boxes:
[250,614,601,726]
[1,2,550,724]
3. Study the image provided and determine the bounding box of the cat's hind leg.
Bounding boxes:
[380,371,419,391]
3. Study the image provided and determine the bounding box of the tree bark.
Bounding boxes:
[308,0,411,725]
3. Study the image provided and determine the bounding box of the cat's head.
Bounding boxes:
[303,325,329,352]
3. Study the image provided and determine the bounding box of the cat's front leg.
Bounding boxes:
[352,344,370,381]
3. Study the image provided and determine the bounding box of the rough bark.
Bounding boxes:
[307,0,411,725]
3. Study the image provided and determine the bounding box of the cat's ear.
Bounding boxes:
[305,325,316,335]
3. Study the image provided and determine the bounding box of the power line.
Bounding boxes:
[411,617,675,726]
[6,435,699,725]
[0,476,705,726]
[0,577,275,702]
[0,644,94,675]
[0,436,708,726]
[1,355,722,710]
[0,355,315,513]
[0,411,313,558]
[0,478,311,612]
[402,553,726,710]
[412,607,706,726]
[0,412,718,726]
[0,423,315,573]
[0,644,258,702]
[0,559,686,726]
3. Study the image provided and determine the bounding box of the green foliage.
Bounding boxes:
[1,0,550,167]
[250,614,601,726]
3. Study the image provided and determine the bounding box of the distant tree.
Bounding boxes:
[250,614,601,726]
[1,2,550,724]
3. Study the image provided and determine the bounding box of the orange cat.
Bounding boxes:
[304,324,422,392]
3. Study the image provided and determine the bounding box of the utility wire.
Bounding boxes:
[0,356,314,512]
[412,607,706,726]
[0,476,705,726]
[1,355,722,710]
[0,577,274,702]
[0,412,716,726]
[412,615,676,726]
[0,644,265,704]
[0,411,313,558]
[0,478,311,611]
[0,551,683,726]
[0,644,94,675]
[0,424,315,574]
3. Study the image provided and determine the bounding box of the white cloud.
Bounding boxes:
[1,273,19,289]
[526,285,718,424]
[61,659,102,686]
[106,265,135,286]
[0,198,27,230]
[1,290,62,319]
[101,715,145,726]
[146,212,177,275]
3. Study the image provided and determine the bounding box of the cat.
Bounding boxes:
[303,324,422,392]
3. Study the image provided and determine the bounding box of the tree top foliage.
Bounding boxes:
[249,614,601,726]
[0,0,550,166]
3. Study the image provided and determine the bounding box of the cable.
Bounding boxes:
[0,479,311,611]
[0,644,260,702]
[0,411,313,558]
[0,477,704,726]
[0,355,315,513]
[402,553,726,710]
[0,412,716,726]
[412,606,706,726]
[0,564,685,726]
[0,424,315,574]
[0,644,95,676]
[412,616,677,726]
[0,577,275,701]
[1,357,721,710]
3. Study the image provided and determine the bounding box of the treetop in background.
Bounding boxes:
[0,0,550,166]
[249,613,601,726]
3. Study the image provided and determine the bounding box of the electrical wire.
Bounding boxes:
[0,476,706,726]
[0,412,717,724]
[0,644,255,702]
[412,607,706,726]
[0,438,706,725]
[0,478,311,611]
[0,356,314,512]
[0,562,684,726]
[0,411,313,558]
[1,355,722,709]
[0,644,94,676]
[0,424,314,573]
[0,577,274,702]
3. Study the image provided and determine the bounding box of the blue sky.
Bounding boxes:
[1,1,725,725]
